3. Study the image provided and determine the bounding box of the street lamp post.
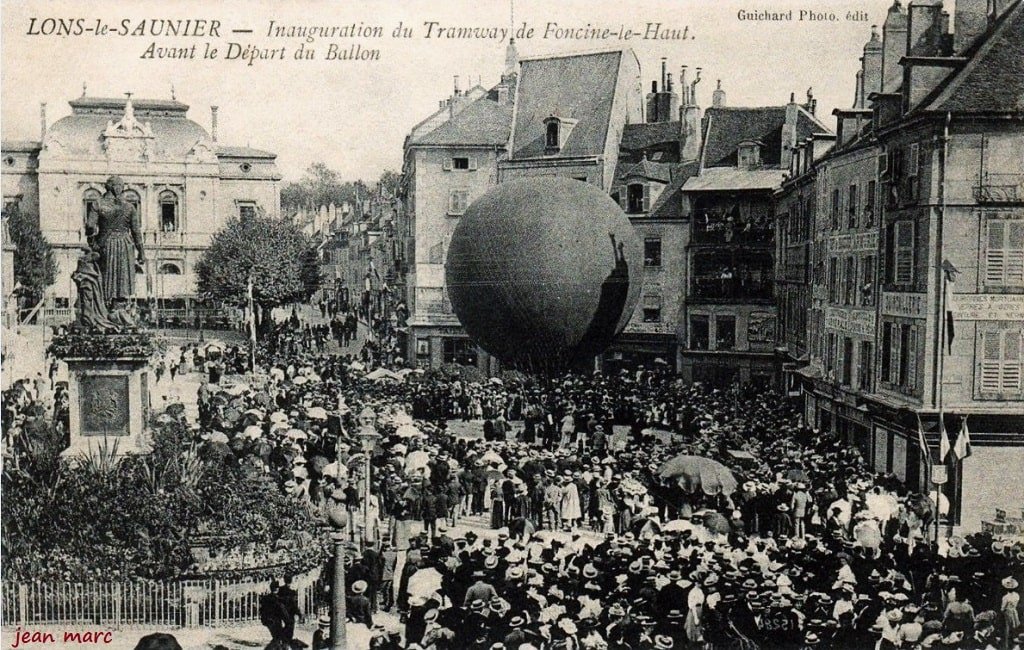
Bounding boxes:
[356,406,381,549]
[325,490,348,650]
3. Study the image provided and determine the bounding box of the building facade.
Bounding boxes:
[681,97,833,386]
[1,95,281,318]
[784,0,1024,531]
[401,62,515,370]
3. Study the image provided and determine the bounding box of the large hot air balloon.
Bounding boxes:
[445,177,643,371]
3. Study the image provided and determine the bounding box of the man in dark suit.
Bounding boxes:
[347,580,374,629]
[277,575,301,645]
[258,580,287,643]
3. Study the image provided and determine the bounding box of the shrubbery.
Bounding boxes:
[1,412,326,582]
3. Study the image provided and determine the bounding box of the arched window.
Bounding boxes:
[159,190,179,232]
[83,188,101,226]
[123,188,141,218]
[159,262,183,275]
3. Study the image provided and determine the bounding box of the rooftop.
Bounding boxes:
[683,167,787,192]
[412,96,513,147]
[510,50,624,159]
[701,105,831,168]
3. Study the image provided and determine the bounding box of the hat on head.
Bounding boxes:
[653,635,674,649]
[351,580,367,595]
[1003,577,1019,590]
[469,598,485,612]
[804,632,820,645]
[318,615,330,627]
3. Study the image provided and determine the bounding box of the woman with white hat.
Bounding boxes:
[1003,576,1021,648]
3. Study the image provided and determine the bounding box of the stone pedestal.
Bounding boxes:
[61,357,152,458]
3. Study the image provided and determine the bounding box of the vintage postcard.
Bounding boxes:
[2,0,1023,648]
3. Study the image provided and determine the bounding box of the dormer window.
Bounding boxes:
[737,140,762,169]
[543,114,578,154]
[546,122,560,149]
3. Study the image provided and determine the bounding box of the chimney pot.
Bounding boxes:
[40,102,47,140]
[210,106,219,142]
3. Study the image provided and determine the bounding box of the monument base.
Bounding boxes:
[58,354,153,459]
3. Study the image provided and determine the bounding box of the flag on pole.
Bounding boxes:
[953,416,972,461]
[938,414,951,462]
[916,413,931,464]
[942,260,959,354]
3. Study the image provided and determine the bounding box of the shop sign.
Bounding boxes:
[952,294,1024,321]
[881,292,928,318]
[824,307,875,337]
[828,232,877,252]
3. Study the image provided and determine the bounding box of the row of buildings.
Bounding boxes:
[374,0,1022,529]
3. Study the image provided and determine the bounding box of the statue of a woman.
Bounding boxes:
[90,175,145,306]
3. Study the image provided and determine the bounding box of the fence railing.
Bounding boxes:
[1,568,320,629]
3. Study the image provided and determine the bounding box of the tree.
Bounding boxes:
[195,209,313,331]
[3,203,56,309]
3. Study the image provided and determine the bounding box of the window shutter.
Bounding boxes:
[1008,222,1024,285]
[468,156,478,171]
[986,220,1006,284]
[1002,331,1022,392]
[889,324,901,384]
[642,184,651,212]
[442,157,452,171]
[981,330,1002,393]
[907,325,919,389]
[618,188,628,212]
[895,221,915,284]
[908,144,919,176]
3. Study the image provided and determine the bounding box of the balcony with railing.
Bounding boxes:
[974,172,1024,204]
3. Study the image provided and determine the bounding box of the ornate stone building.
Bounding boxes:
[1,94,281,317]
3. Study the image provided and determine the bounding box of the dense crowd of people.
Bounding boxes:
[4,303,1022,650]
[173,308,1024,650]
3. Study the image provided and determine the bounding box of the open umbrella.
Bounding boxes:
[784,469,808,482]
[306,406,328,420]
[407,567,443,598]
[700,511,732,535]
[366,368,399,382]
[243,425,263,440]
[394,424,423,439]
[663,519,695,533]
[405,450,430,474]
[658,454,738,496]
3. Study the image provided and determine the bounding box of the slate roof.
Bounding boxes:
[619,157,673,183]
[45,113,211,158]
[683,167,787,192]
[620,121,681,152]
[216,145,276,159]
[412,97,512,147]
[918,0,1024,113]
[649,161,700,218]
[510,50,623,159]
[701,106,831,168]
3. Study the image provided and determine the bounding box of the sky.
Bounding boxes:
[2,0,898,182]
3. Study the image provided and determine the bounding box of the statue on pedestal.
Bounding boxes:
[82,175,146,328]
[71,247,118,333]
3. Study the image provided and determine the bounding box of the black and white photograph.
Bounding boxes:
[1,0,1023,648]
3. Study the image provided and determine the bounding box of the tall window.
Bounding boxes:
[123,189,141,216]
[984,218,1024,287]
[831,189,840,230]
[83,188,101,225]
[888,220,915,285]
[858,341,873,391]
[644,237,662,267]
[844,257,856,306]
[690,315,709,350]
[980,327,1023,397]
[861,255,876,306]
[828,258,839,303]
[865,180,876,227]
[716,315,736,350]
[848,184,858,229]
[842,337,854,385]
[159,190,179,232]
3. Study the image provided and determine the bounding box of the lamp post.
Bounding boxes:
[356,406,381,549]
[325,489,348,650]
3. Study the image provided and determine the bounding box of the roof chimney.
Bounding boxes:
[953,0,991,53]
[782,93,799,168]
[211,106,219,142]
[712,79,726,107]
[690,67,702,106]
[680,66,689,104]
[40,103,47,140]
[881,0,909,92]
[860,25,883,107]
[661,57,667,90]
